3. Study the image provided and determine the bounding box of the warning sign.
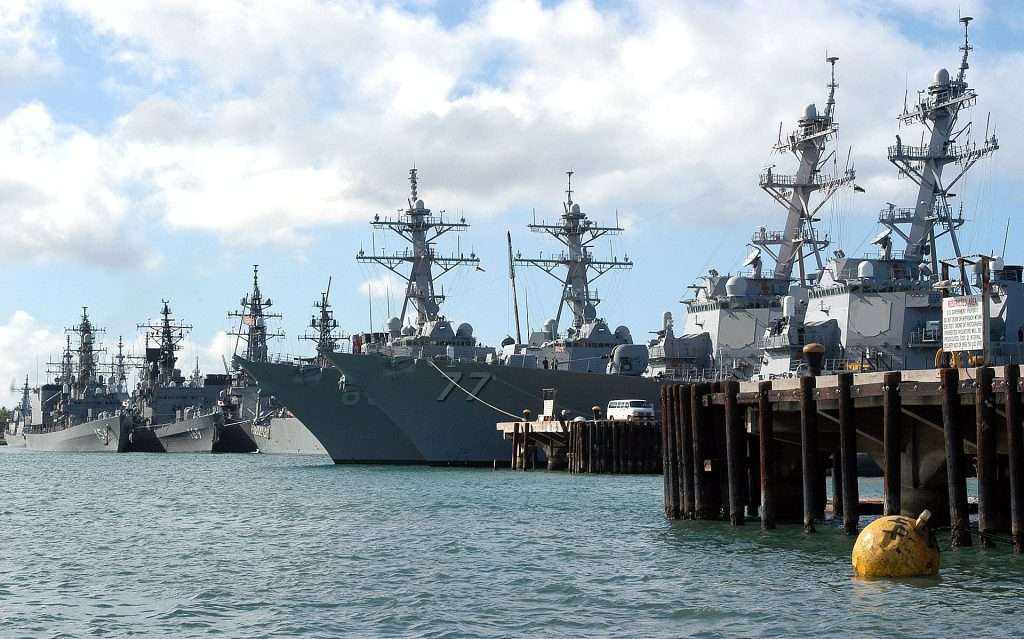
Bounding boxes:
[942,295,986,352]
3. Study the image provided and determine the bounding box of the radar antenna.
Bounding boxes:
[228,265,284,363]
[356,168,480,328]
[515,172,633,333]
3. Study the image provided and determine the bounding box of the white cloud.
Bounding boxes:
[0,103,149,267]
[3,0,1020,264]
[358,275,404,301]
[0,0,61,82]
[0,311,62,407]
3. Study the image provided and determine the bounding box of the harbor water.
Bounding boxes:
[0,449,1019,638]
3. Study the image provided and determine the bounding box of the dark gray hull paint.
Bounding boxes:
[154,413,223,454]
[236,359,420,463]
[24,414,130,453]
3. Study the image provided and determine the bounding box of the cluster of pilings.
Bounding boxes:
[565,419,661,474]
[510,422,538,470]
[660,366,1024,552]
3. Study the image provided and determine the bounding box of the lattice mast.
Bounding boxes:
[515,171,633,332]
[882,16,998,276]
[67,307,105,397]
[356,168,479,327]
[138,301,191,385]
[757,57,858,285]
[111,336,128,394]
[228,265,284,363]
[301,277,342,367]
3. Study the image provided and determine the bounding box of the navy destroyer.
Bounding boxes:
[130,301,230,453]
[757,17,1013,377]
[316,169,657,464]
[22,308,131,453]
[228,266,326,455]
[647,56,859,381]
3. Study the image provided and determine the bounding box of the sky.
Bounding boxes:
[1,0,1022,406]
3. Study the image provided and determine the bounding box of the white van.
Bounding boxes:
[607,399,655,422]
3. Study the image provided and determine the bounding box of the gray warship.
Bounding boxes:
[22,308,132,453]
[228,266,326,455]
[316,169,658,464]
[757,17,1015,377]
[3,377,32,447]
[647,56,859,381]
[130,301,230,453]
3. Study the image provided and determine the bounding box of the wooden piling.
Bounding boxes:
[941,367,971,547]
[678,385,695,518]
[1006,364,1024,553]
[758,380,775,530]
[666,399,679,514]
[661,387,670,508]
[831,451,843,520]
[512,423,520,470]
[724,380,744,526]
[883,371,902,516]
[837,371,859,534]
[691,383,713,519]
[800,375,817,533]
[746,433,760,520]
[977,366,996,548]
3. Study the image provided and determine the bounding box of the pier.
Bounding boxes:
[660,365,1024,550]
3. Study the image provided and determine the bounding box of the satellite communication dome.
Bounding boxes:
[543,319,557,335]
[725,275,747,297]
[858,260,875,280]
[934,68,950,84]
[415,199,425,210]
[387,317,402,333]
[803,103,817,119]
[500,335,515,347]
[614,326,632,342]
[571,203,581,214]
[456,323,474,338]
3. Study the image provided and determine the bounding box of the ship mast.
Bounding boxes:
[356,168,479,328]
[67,307,105,397]
[137,301,191,385]
[300,277,342,367]
[228,265,284,363]
[881,16,998,276]
[112,336,128,394]
[515,171,632,333]
[756,56,858,285]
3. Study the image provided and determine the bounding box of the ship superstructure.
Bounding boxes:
[301,277,343,368]
[759,17,1015,376]
[354,168,490,359]
[502,172,645,374]
[132,301,229,452]
[650,57,858,380]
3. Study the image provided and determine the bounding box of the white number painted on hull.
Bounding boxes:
[437,372,492,402]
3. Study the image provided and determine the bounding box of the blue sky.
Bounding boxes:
[0,0,1022,405]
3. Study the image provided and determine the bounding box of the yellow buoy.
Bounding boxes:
[851,510,939,578]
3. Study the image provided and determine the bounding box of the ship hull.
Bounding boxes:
[244,416,327,456]
[214,421,258,454]
[3,429,26,448]
[324,353,663,464]
[153,413,223,454]
[235,359,421,463]
[24,414,130,453]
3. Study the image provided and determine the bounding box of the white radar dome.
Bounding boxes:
[804,103,817,119]
[725,275,747,297]
[858,260,875,280]
[456,323,474,338]
[934,68,950,84]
